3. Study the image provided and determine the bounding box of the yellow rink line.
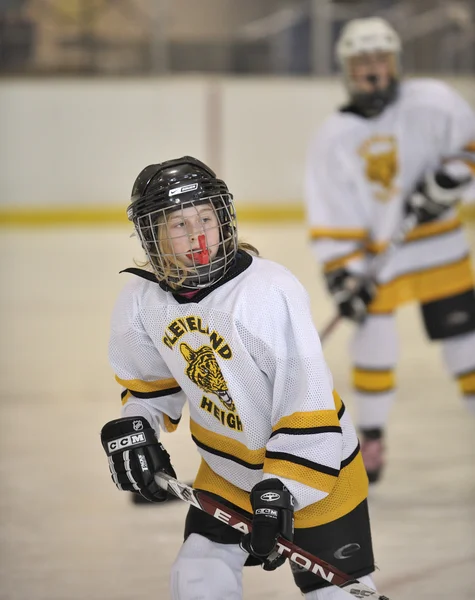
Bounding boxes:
[0,202,474,226]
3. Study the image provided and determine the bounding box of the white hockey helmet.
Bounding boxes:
[336,18,401,117]
[336,17,401,63]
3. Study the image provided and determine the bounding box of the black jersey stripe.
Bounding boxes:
[341,443,360,469]
[455,367,475,378]
[337,401,346,420]
[270,425,342,438]
[264,451,340,477]
[130,386,182,399]
[168,415,182,425]
[191,435,264,470]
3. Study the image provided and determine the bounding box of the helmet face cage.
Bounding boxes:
[135,194,238,290]
[344,51,399,93]
[344,52,400,117]
[336,18,401,116]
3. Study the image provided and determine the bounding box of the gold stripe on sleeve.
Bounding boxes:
[333,390,343,413]
[458,371,475,395]
[121,391,132,406]
[309,227,368,241]
[366,217,462,254]
[323,249,365,273]
[115,375,179,394]
[264,456,339,494]
[272,409,341,432]
[163,415,181,433]
[462,142,475,173]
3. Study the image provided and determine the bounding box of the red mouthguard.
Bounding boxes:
[186,234,210,265]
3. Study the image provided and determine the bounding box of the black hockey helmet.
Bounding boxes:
[127,156,238,291]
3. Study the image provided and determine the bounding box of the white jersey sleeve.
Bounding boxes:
[425,80,475,201]
[109,279,187,438]
[305,121,369,275]
[402,79,475,197]
[243,270,356,509]
[418,79,475,158]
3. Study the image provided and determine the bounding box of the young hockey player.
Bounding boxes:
[305,17,475,483]
[100,156,376,599]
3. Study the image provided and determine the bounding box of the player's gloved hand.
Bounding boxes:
[406,162,472,224]
[240,478,294,571]
[100,416,176,502]
[326,268,376,324]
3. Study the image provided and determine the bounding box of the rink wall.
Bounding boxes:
[0,75,474,225]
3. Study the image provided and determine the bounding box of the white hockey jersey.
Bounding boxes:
[305,79,475,313]
[109,253,368,527]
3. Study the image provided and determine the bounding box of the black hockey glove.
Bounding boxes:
[100,416,176,503]
[240,479,294,571]
[406,164,472,224]
[326,268,376,324]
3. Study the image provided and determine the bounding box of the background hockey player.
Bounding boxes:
[100,156,377,599]
[305,17,475,483]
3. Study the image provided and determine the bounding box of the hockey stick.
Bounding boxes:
[154,471,391,600]
[318,212,418,344]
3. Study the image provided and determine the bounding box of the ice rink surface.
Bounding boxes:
[0,222,474,600]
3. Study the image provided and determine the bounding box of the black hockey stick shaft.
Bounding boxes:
[154,472,391,600]
[319,212,418,345]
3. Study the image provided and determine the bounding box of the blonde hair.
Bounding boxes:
[155,218,193,287]
[134,210,259,290]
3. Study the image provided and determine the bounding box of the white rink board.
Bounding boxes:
[0,78,209,207]
[0,223,474,600]
[0,76,473,209]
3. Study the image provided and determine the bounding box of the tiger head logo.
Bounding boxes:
[358,135,398,201]
[180,342,235,412]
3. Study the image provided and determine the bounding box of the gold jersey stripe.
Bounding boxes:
[190,419,265,466]
[368,256,474,314]
[272,409,341,432]
[294,450,368,527]
[194,459,253,514]
[333,390,343,413]
[115,375,179,394]
[353,368,395,393]
[193,451,368,528]
[463,142,475,173]
[458,371,475,395]
[264,457,337,493]
[309,227,368,241]
[323,249,365,273]
[121,391,132,406]
[366,217,462,253]
[163,414,181,433]
[272,390,344,433]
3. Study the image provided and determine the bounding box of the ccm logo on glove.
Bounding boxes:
[100,416,177,502]
[106,431,146,453]
[256,508,278,517]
